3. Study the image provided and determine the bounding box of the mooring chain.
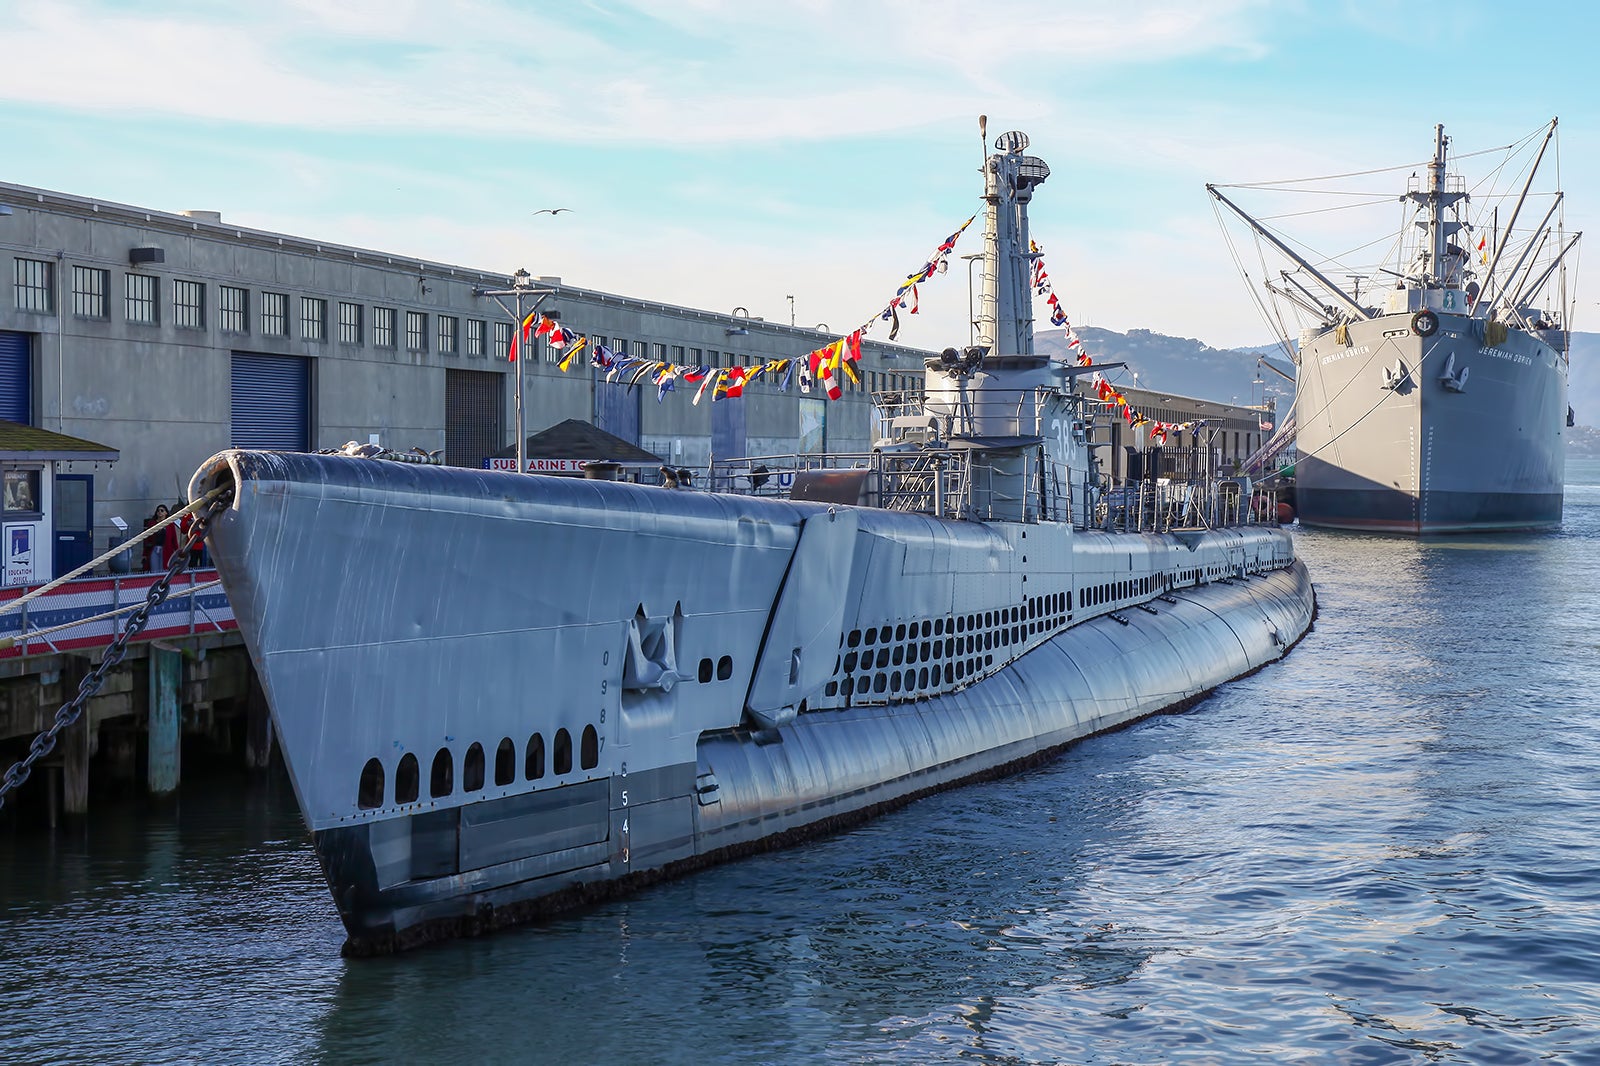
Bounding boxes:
[0,489,234,810]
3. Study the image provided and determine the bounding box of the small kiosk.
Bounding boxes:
[0,421,119,586]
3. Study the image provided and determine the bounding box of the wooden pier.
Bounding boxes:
[0,568,261,824]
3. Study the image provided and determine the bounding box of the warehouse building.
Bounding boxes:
[0,181,936,578]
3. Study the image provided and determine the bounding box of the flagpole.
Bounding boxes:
[477,269,553,474]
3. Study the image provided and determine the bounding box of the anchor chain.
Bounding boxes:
[0,489,234,810]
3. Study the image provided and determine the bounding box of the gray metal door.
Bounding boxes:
[445,368,504,468]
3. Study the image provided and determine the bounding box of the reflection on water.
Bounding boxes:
[3,466,1599,1063]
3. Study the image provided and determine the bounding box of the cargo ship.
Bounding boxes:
[1212,120,1575,533]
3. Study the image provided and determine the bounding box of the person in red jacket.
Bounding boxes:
[177,509,200,568]
[141,503,181,572]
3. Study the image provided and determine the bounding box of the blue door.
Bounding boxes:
[711,398,747,461]
[53,474,93,579]
[231,352,311,450]
[0,331,31,424]
[593,382,640,445]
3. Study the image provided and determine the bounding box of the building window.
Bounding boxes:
[173,279,205,329]
[3,469,40,515]
[689,347,702,364]
[406,311,427,352]
[374,307,396,348]
[338,301,363,345]
[300,297,327,341]
[437,315,458,355]
[219,285,248,333]
[13,258,53,313]
[466,319,485,357]
[71,266,109,319]
[261,291,288,336]
[493,321,511,360]
[125,274,159,324]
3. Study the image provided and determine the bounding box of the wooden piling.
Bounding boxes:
[62,656,92,815]
[147,646,182,794]
[244,664,274,770]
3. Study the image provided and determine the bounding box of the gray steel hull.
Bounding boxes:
[1295,311,1567,533]
[193,450,1314,953]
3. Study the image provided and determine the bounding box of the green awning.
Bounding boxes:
[0,420,119,462]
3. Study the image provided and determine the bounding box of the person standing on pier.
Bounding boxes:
[142,503,180,572]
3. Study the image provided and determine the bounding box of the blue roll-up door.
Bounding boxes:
[0,332,32,424]
[231,352,310,450]
[711,397,746,461]
[593,381,640,445]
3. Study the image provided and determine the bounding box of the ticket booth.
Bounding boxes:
[0,422,119,587]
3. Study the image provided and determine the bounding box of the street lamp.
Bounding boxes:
[477,268,556,474]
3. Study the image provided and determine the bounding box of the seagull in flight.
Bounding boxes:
[533,208,571,216]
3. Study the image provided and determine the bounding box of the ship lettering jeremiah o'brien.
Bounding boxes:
[1213,120,1576,534]
[194,126,1316,954]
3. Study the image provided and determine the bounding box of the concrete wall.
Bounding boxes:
[0,182,934,548]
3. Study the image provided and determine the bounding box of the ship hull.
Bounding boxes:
[193,451,1314,953]
[1294,309,1567,534]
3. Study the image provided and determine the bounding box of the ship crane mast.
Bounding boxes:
[1207,184,1372,323]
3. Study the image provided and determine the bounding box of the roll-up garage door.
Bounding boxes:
[231,352,310,450]
[593,381,640,445]
[0,332,32,424]
[445,368,503,468]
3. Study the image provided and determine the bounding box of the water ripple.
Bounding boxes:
[4,463,1600,1063]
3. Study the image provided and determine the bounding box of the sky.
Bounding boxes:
[2,0,1596,352]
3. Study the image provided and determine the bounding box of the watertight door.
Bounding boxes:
[744,508,858,726]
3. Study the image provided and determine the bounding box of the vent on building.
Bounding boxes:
[129,246,165,265]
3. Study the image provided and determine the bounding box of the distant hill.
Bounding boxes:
[1037,326,1600,432]
[1033,327,1289,405]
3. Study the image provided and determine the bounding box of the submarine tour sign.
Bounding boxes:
[484,457,591,473]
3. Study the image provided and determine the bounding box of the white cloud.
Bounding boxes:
[0,0,1274,144]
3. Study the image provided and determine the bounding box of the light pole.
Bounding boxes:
[477,268,555,474]
[787,295,795,327]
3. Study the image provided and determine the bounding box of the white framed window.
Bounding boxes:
[300,297,327,341]
[219,285,248,333]
[405,310,427,352]
[261,291,288,336]
[437,315,458,355]
[173,279,205,329]
[126,274,160,324]
[71,266,109,319]
[338,301,363,345]
[14,258,54,313]
[492,321,511,359]
[374,307,396,348]
[466,319,485,356]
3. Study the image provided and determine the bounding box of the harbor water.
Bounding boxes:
[3,461,1598,1064]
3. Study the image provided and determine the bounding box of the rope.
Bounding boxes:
[0,487,227,617]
